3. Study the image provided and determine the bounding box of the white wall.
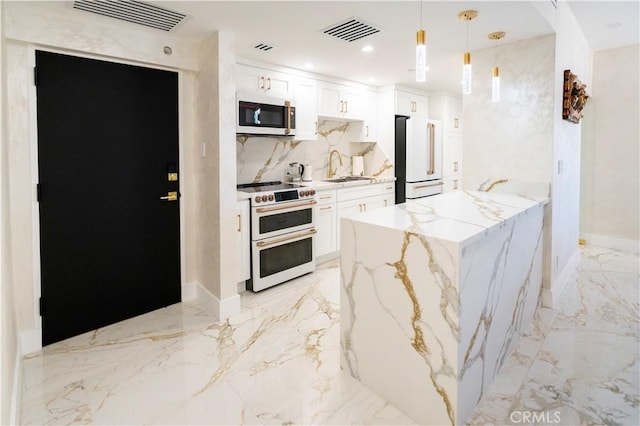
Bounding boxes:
[545,0,593,306]
[580,45,640,252]
[463,34,555,185]
[1,1,20,422]
[193,32,241,317]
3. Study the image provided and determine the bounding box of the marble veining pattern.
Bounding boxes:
[20,246,638,425]
[236,120,393,184]
[339,191,545,425]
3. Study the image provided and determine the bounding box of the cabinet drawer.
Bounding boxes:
[337,184,382,202]
[381,182,395,194]
[316,189,336,205]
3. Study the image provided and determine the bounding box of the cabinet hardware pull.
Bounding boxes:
[339,100,344,113]
[320,206,332,211]
[285,100,292,135]
[414,182,444,189]
[453,161,459,172]
[454,118,459,128]
[237,214,241,232]
[267,77,271,90]
[320,195,332,200]
[259,76,265,89]
[315,121,318,135]
[365,125,369,138]
[344,101,348,114]
[427,123,435,175]
[256,229,317,248]
[256,199,317,213]
[453,180,459,190]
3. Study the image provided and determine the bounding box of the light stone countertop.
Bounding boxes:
[236,176,396,201]
[344,189,548,248]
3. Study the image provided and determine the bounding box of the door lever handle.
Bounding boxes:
[160,191,178,201]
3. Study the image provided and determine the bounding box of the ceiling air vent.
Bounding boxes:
[254,43,275,52]
[321,17,381,42]
[73,0,186,32]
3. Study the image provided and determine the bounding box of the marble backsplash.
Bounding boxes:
[236,120,393,184]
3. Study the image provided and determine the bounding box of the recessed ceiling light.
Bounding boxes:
[607,22,622,29]
[362,45,374,52]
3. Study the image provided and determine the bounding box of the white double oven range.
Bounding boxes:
[237,181,318,292]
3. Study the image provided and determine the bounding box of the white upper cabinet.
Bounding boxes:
[361,90,378,142]
[293,76,318,141]
[429,94,463,133]
[396,90,428,117]
[236,64,294,99]
[317,81,364,120]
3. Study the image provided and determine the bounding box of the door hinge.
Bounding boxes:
[39,297,44,317]
[33,67,38,86]
[36,183,41,202]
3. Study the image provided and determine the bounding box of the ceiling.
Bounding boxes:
[40,1,640,94]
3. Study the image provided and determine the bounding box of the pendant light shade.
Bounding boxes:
[488,31,506,103]
[462,52,472,94]
[458,10,477,95]
[492,66,500,102]
[416,30,427,82]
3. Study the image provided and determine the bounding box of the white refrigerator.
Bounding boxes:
[394,115,443,203]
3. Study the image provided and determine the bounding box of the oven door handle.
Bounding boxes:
[256,229,317,248]
[255,199,317,213]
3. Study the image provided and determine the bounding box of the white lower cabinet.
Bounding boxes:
[382,182,395,207]
[442,176,462,193]
[236,199,250,283]
[314,182,396,258]
[337,195,383,252]
[314,190,337,257]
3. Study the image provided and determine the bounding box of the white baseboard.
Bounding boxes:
[19,328,41,356]
[542,249,581,308]
[195,282,241,321]
[580,233,639,254]
[181,281,197,302]
[10,345,22,425]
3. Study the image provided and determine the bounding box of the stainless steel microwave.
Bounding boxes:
[236,92,296,136]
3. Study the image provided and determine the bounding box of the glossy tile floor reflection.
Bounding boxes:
[21,246,638,425]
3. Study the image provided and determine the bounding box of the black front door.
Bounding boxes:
[36,50,181,345]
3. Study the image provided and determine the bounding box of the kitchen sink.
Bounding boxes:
[322,176,374,183]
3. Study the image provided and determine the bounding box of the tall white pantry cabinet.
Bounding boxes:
[429,94,463,193]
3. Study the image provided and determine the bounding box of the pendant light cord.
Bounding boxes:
[466,17,469,52]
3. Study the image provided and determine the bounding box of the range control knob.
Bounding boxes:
[261,195,269,203]
[310,189,316,196]
[254,196,261,203]
[268,194,274,201]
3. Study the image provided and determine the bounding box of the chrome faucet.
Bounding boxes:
[328,149,343,178]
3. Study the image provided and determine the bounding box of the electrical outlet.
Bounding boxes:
[200,143,206,158]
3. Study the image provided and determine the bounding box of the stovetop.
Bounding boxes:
[236,181,296,193]
[237,181,315,205]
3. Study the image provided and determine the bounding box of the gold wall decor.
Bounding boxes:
[563,69,590,123]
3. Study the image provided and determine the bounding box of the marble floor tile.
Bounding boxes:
[21,246,639,425]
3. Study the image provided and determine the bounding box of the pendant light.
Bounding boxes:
[458,10,477,95]
[415,1,427,82]
[488,32,505,102]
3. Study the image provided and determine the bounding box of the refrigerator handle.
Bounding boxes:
[427,123,435,175]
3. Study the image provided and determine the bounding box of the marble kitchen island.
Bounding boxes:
[340,190,548,426]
